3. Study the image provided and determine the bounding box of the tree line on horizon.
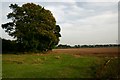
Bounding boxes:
[1,38,120,53]
[56,44,120,49]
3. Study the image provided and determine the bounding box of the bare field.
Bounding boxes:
[53,47,119,56]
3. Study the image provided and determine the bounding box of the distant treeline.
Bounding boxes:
[1,38,120,53]
[56,44,120,49]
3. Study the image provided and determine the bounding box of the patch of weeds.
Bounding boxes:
[3,58,24,64]
[32,58,43,64]
[12,60,24,64]
[89,57,108,78]
[90,57,120,79]
[99,58,120,79]
[54,56,61,59]
[10,60,24,64]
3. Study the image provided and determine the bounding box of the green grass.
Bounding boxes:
[2,53,119,78]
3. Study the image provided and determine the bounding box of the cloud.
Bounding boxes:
[79,0,119,2]
[57,3,118,45]
[45,5,67,24]
[80,11,118,27]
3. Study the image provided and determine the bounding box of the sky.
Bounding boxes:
[0,0,119,45]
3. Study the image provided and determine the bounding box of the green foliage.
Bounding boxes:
[2,39,17,53]
[2,3,61,52]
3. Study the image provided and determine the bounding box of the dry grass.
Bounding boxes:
[3,58,24,64]
[53,47,119,57]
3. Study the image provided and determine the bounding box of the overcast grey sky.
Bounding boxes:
[0,0,119,45]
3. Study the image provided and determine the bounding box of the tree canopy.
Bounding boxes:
[2,3,61,52]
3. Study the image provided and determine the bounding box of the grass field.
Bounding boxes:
[2,47,119,78]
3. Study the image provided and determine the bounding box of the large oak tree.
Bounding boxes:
[2,3,61,52]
